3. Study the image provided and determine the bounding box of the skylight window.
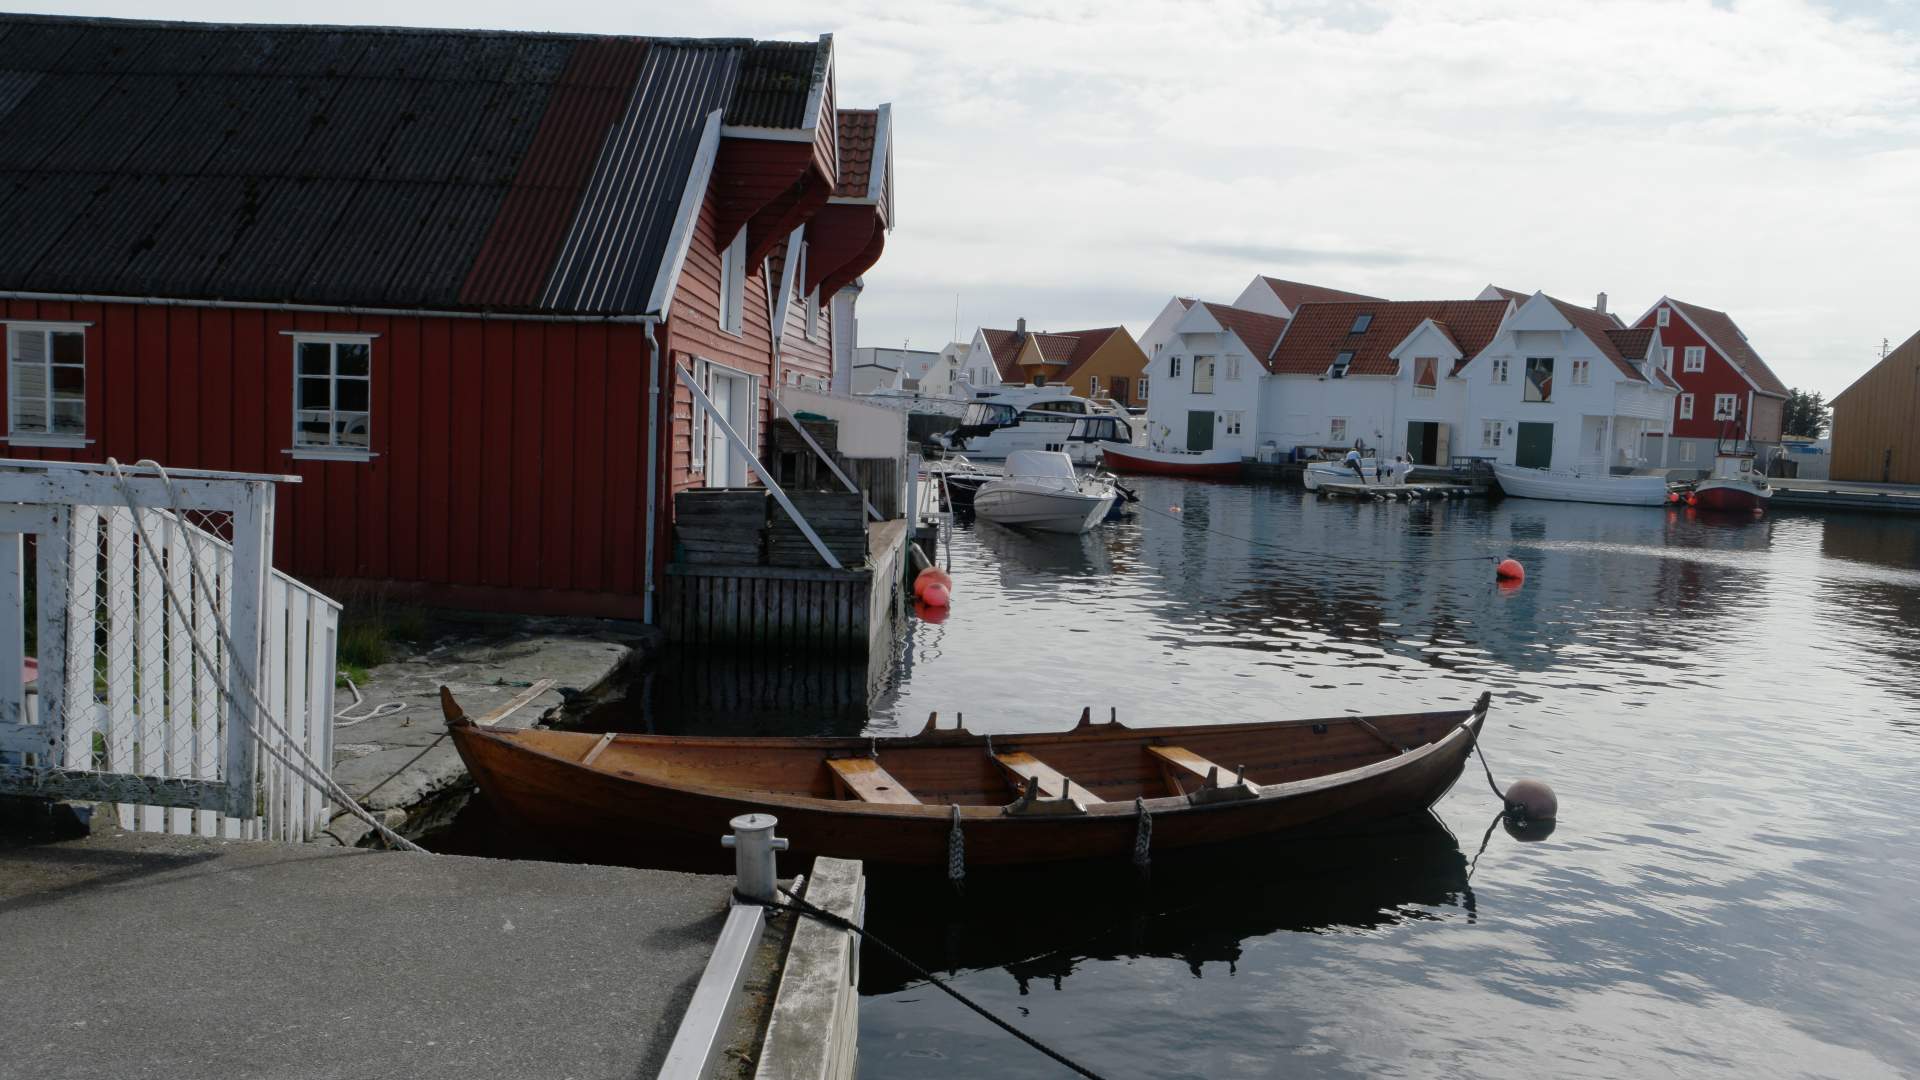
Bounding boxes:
[1330,351,1354,378]
[1350,314,1373,333]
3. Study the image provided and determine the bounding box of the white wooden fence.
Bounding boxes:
[0,461,340,841]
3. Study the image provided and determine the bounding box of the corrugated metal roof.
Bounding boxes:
[725,40,822,128]
[0,14,843,316]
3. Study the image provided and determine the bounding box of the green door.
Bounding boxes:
[1187,411,1214,451]
[1515,422,1554,469]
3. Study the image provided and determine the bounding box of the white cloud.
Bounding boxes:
[17,0,1919,392]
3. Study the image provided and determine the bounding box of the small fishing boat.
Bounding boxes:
[1492,463,1670,507]
[926,457,997,509]
[1100,443,1242,478]
[1302,458,1379,490]
[1688,449,1771,514]
[443,689,1493,868]
[974,450,1117,533]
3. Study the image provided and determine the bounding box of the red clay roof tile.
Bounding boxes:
[1258,277,1383,310]
[1267,300,1508,377]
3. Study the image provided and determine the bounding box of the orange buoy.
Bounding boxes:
[1495,558,1525,583]
[922,582,951,607]
[1686,493,1698,507]
[913,566,951,599]
[1667,491,1680,504]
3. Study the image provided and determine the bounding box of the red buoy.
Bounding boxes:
[922,582,951,607]
[1667,491,1680,504]
[1495,558,1525,583]
[913,566,952,599]
[1686,493,1698,507]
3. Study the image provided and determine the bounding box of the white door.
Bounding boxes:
[705,370,754,487]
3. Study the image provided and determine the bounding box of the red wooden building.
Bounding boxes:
[0,14,894,620]
[1631,297,1788,467]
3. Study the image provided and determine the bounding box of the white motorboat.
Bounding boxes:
[932,388,1128,460]
[1492,463,1670,507]
[1062,414,1136,466]
[1302,458,1379,490]
[973,450,1118,534]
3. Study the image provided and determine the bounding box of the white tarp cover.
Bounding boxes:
[1004,450,1079,480]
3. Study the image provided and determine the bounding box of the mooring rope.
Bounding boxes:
[105,458,424,853]
[742,885,1113,1080]
[1131,796,1153,871]
[946,803,966,888]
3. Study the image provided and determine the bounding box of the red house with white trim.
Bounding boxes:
[0,14,894,621]
[1631,297,1788,468]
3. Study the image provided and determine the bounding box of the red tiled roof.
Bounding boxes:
[1605,327,1655,360]
[1549,297,1645,382]
[835,109,878,198]
[1030,333,1079,364]
[1484,285,1531,303]
[1258,277,1383,311]
[1664,298,1790,397]
[980,328,1025,381]
[1267,300,1508,377]
[1198,303,1292,366]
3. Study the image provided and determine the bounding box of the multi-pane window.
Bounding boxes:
[1524,357,1554,402]
[1679,441,1696,463]
[1169,356,1182,378]
[1330,417,1348,444]
[1679,393,1695,420]
[1481,420,1503,449]
[1657,307,1670,327]
[1490,358,1509,384]
[1683,346,1705,372]
[1192,356,1214,393]
[1224,411,1243,436]
[1225,356,1240,381]
[1138,376,1149,400]
[1571,359,1590,386]
[1714,394,1737,420]
[293,337,372,455]
[7,324,86,442]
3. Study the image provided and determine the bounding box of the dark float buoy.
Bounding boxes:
[1501,777,1558,840]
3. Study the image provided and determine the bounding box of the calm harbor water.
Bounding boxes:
[578,479,1920,1078]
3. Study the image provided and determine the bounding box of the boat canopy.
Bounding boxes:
[1004,450,1080,480]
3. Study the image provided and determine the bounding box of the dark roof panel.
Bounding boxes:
[0,14,847,316]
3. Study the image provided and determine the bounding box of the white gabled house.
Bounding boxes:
[1140,301,1290,456]
[1134,296,1196,406]
[1457,293,1678,473]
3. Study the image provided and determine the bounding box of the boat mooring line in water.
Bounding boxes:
[739,885,1114,1080]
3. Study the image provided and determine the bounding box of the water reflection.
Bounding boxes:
[861,812,1470,996]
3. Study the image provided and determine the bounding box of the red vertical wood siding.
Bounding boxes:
[1633,308,1784,441]
[0,299,654,617]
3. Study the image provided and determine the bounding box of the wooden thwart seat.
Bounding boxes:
[1148,744,1240,793]
[826,757,922,805]
[993,751,1105,804]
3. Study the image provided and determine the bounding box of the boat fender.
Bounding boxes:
[1495,558,1525,583]
[923,583,951,607]
[1503,778,1558,822]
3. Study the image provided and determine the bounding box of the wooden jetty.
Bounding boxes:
[1768,479,1920,515]
[1315,481,1485,501]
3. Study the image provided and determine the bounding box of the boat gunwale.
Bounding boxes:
[452,705,1487,823]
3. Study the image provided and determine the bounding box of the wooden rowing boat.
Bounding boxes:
[442,689,1491,869]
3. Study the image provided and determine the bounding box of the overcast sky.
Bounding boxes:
[26,0,1919,397]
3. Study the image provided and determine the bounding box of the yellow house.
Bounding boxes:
[983,323,1151,409]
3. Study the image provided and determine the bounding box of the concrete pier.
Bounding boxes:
[1,826,740,1080]
[1768,477,1920,514]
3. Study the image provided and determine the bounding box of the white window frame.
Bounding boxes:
[1481,419,1502,449]
[287,332,377,461]
[1225,355,1241,381]
[719,229,748,336]
[1683,346,1705,373]
[1223,411,1243,436]
[1169,355,1183,379]
[1192,355,1215,394]
[1330,417,1348,444]
[697,360,758,487]
[1490,358,1509,384]
[1571,359,1590,386]
[1713,393,1737,421]
[1679,441,1696,463]
[1088,375,1101,398]
[805,286,821,342]
[1679,393,1695,420]
[1661,346,1673,372]
[1657,307,1670,328]
[5,321,91,447]
[1138,376,1149,400]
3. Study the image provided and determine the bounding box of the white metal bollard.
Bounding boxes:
[720,813,789,903]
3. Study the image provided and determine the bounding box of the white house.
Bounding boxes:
[1134,296,1195,406]
[1233,275,1382,319]
[1141,301,1290,457]
[1261,299,1514,462]
[1457,293,1678,473]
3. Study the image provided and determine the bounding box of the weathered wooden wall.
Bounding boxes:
[1831,330,1920,483]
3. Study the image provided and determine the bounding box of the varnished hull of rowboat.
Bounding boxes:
[446,695,1489,869]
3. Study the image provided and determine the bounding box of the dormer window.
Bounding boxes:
[1350,314,1373,334]
[1330,351,1354,378]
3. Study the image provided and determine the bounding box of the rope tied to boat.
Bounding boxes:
[1132,796,1153,871]
[947,803,966,888]
[738,885,1112,1080]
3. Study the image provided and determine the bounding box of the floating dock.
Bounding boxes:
[1768,479,1920,515]
[1315,481,1486,501]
